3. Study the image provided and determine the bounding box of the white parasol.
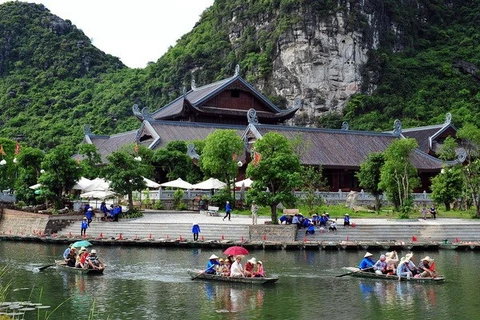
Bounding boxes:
[160,178,193,189]
[235,178,253,188]
[191,178,226,190]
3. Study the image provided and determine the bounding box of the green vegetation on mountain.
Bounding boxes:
[0,0,479,151]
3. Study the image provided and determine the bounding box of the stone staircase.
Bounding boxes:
[59,221,250,242]
[296,223,480,242]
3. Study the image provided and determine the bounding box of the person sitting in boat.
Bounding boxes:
[62,244,73,259]
[244,257,257,277]
[205,254,220,274]
[75,247,89,268]
[358,252,375,272]
[65,247,77,267]
[223,260,232,276]
[305,221,315,235]
[396,253,416,280]
[230,255,245,277]
[343,214,350,228]
[373,255,388,275]
[254,261,265,277]
[87,249,104,270]
[385,251,399,275]
[216,258,227,276]
[418,256,437,278]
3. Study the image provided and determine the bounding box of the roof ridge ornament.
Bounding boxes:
[191,79,196,91]
[187,143,200,160]
[341,121,349,130]
[444,112,452,125]
[141,107,154,122]
[393,119,402,135]
[83,124,92,135]
[234,64,240,77]
[294,98,302,109]
[456,148,467,163]
[132,104,143,120]
[247,108,259,125]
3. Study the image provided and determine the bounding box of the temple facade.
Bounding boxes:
[82,67,461,192]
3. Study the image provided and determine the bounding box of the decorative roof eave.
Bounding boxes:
[428,113,458,149]
[190,75,284,114]
[139,120,161,150]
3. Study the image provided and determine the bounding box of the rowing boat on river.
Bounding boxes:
[341,267,445,282]
[187,270,278,284]
[55,260,105,275]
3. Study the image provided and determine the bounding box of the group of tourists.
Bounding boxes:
[63,245,105,270]
[279,212,339,235]
[358,251,437,280]
[205,254,265,278]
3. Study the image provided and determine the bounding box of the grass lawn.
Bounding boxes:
[232,204,477,219]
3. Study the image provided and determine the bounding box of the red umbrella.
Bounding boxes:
[223,246,249,256]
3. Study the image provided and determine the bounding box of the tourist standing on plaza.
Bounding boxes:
[192,222,201,241]
[223,201,231,221]
[251,201,259,225]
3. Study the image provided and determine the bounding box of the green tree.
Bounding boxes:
[431,166,464,211]
[38,145,82,208]
[0,138,16,191]
[14,146,44,204]
[200,130,244,200]
[246,132,302,223]
[457,123,480,216]
[379,138,420,217]
[356,153,385,211]
[77,144,102,179]
[103,146,153,211]
[300,166,325,215]
[152,141,201,182]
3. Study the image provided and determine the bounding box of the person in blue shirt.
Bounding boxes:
[80,217,88,237]
[85,208,93,226]
[62,244,72,259]
[319,214,328,227]
[223,201,231,221]
[205,254,220,274]
[192,223,201,241]
[344,213,350,228]
[100,202,109,220]
[305,222,315,235]
[358,252,375,272]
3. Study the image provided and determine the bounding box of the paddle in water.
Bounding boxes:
[336,267,373,278]
[33,264,55,272]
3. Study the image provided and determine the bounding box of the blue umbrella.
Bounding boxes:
[71,240,92,248]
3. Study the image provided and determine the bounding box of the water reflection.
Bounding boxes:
[200,282,265,314]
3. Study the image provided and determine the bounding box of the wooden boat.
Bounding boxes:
[340,267,445,283]
[55,260,105,274]
[187,270,278,284]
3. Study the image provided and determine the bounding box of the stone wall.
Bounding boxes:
[249,225,297,242]
[0,209,80,236]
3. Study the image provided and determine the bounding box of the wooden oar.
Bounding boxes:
[336,267,373,277]
[34,264,55,272]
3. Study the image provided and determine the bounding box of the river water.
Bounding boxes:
[1,241,478,320]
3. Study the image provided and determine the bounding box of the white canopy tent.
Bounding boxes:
[29,183,42,190]
[83,178,110,192]
[143,177,161,188]
[160,178,193,189]
[235,178,253,188]
[80,190,116,199]
[72,177,93,190]
[191,178,226,190]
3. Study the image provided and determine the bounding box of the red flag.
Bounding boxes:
[253,152,261,166]
[15,141,20,155]
[0,144,5,156]
[134,142,139,153]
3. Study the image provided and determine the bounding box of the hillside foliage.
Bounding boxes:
[0,0,479,151]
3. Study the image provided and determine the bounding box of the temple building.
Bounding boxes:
[82,66,461,192]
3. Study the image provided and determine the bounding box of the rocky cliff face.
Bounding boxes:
[227,0,415,126]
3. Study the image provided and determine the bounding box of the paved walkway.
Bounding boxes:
[132,210,479,226]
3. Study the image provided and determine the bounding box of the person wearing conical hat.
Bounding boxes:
[205,254,220,274]
[397,253,417,280]
[418,256,437,278]
[358,252,375,272]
